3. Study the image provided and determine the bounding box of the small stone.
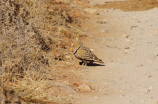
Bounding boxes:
[71,5,75,7]
[145,87,153,94]
[96,20,106,24]
[125,47,129,49]
[146,89,150,94]
[78,84,92,92]
[149,86,153,90]
[123,34,128,38]
[65,55,73,61]
[69,47,73,52]
[153,30,158,35]
[47,8,54,12]
[90,49,94,51]
[138,64,143,67]
[124,50,128,54]
[63,81,70,85]
[104,9,108,13]
[147,75,151,78]
[126,39,131,41]
[84,8,99,15]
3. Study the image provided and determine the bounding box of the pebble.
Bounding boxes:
[71,5,75,8]
[103,9,108,13]
[124,50,128,54]
[138,64,143,67]
[47,8,54,12]
[69,47,73,52]
[90,49,94,51]
[63,81,70,85]
[146,89,150,94]
[65,55,73,61]
[96,19,107,24]
[78,84,92,92]
[123,34,129,38]
[84,8,99,15]
[145,87,153,94]
[126,39,131,41]
[152,30,158,35]
[125,47,129,49]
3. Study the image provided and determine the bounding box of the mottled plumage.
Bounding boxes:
[73,33,104,65]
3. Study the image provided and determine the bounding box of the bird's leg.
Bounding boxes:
[82,60,87,66]
[90,60,94,65]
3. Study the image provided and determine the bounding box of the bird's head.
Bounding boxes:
[73,33,80,37]
[73,33,82,47]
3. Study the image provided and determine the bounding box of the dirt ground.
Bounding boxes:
[73,0,158,104]
[1,0,158,103]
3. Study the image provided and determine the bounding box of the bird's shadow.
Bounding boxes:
[79,62,105,66]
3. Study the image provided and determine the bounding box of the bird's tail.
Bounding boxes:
[92,54,104,64]
[97,59,104,64]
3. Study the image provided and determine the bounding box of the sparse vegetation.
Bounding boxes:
[0,0,83,103]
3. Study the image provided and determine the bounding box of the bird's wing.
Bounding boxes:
[77,45,99,61]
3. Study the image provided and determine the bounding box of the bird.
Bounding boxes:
[73,33,104,66]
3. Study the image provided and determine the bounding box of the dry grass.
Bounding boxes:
[0,68,69,104]
[0,0,82,103]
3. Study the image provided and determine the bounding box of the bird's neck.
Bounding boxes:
[74,37,82,50]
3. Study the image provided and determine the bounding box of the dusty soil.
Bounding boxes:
[73,0,158,104]
[1,0,158,103]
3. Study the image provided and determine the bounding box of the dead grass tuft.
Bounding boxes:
[0,0,83,103]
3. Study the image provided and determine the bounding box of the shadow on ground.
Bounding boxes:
[79,62,105,66]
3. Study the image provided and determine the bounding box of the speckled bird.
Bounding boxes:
[73,33,104,66]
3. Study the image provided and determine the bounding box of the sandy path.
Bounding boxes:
[74,0,158,104]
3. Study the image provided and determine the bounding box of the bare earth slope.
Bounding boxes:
[74,0,158,104]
